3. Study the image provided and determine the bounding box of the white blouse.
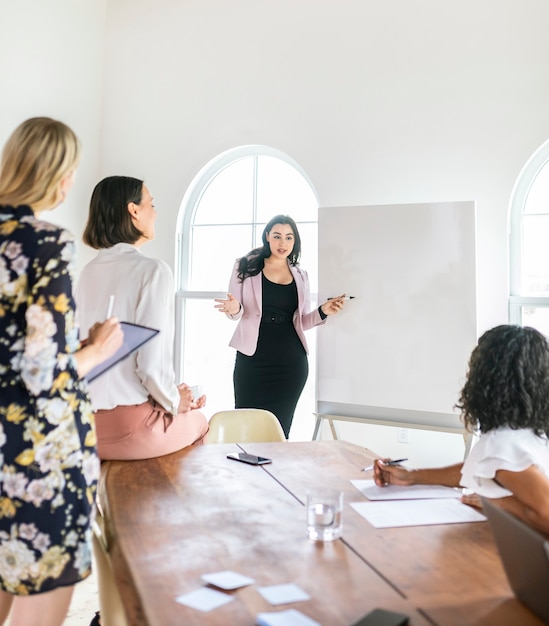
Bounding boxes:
[460,427,549,498]
[76,243,180,415]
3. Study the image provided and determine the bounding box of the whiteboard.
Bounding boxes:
[316,202,477,418]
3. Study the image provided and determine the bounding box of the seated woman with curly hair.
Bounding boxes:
[374,324,549,534]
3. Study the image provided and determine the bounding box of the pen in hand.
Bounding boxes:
[361,458,408,472]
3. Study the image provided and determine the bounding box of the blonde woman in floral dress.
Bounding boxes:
[0,118,122,626]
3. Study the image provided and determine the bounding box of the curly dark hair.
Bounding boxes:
[455,324,549,437]
[237,214,301,281]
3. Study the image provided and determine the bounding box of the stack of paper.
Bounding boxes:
[350,479,486,528]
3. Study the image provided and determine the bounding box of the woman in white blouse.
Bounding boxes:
[76,176,208,460]
[373,324,549,534]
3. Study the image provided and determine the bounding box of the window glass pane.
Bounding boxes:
[182,299,236,416]
[521,307,549,336]
[252,223,265,251]
[256,156,318,222]
[510,145,549,333]
[521,215,549,295]
[524,161,549,215]
[297,222,318,291]
[188,225,252,290]
[193,158,254,225]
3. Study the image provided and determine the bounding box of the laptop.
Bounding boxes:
[85,321,159,382]
[482,496,549,623]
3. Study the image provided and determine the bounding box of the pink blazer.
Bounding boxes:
[227,260,326,356]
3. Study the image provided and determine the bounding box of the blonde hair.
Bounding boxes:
[0,117,81,211]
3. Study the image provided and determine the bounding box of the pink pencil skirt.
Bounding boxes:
[94,400,209,461]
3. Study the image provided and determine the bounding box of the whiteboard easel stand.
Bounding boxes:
[312,411,474,460]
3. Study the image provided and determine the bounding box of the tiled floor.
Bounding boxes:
[4,563,99,625]
[63,565,99,626]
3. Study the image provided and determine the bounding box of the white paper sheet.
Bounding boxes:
[351,479,462,500]
[175,587,233,611]
[201,570,255,590]
[350,498,486,528]
[257,583,311,605]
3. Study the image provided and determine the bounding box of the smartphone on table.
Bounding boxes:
[226,452,272,465]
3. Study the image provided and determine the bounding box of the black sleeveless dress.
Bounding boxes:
[233,273,309,437]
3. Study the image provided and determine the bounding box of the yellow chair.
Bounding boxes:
[92,465,129,626]
[206,409,286,443]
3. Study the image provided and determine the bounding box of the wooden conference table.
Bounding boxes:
[98,441,545,626]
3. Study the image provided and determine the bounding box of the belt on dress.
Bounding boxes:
[261,312,294,324]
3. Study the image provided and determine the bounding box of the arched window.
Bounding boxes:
[509,139,549,332]
[175,146,319,439]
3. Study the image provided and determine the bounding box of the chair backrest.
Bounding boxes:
[206,409,286,443]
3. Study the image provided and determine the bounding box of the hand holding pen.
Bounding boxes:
[371,458,416,488]
[320,294,348,316]
[79,294,117,349]
[77,295,122,378]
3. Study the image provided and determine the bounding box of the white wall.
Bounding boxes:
[97,0,549,464]
[3,0,549,464]
[100,0,549,334]
[0,0,107,266]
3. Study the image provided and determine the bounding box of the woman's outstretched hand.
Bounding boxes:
[214,293,241,316]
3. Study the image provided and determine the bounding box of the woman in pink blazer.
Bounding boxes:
[215,214,345,437]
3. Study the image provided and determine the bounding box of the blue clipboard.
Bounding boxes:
[85,321,159,382]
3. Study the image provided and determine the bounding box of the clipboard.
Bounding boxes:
[85,321,159,382]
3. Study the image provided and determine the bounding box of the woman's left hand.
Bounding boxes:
[177,384,193,413]
[320,295,346,316]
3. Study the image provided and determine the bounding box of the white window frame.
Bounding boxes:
[509,139,549,325]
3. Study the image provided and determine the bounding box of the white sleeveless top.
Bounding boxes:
[460,427,549,497]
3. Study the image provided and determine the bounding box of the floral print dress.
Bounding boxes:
[0,205,99,594]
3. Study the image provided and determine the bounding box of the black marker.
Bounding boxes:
[327,296,355,300]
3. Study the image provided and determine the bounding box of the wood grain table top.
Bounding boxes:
[98,440,544,626]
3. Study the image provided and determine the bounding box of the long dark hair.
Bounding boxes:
[237,214,301,281]
[455,324,549,437]
[83,175,144,249]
